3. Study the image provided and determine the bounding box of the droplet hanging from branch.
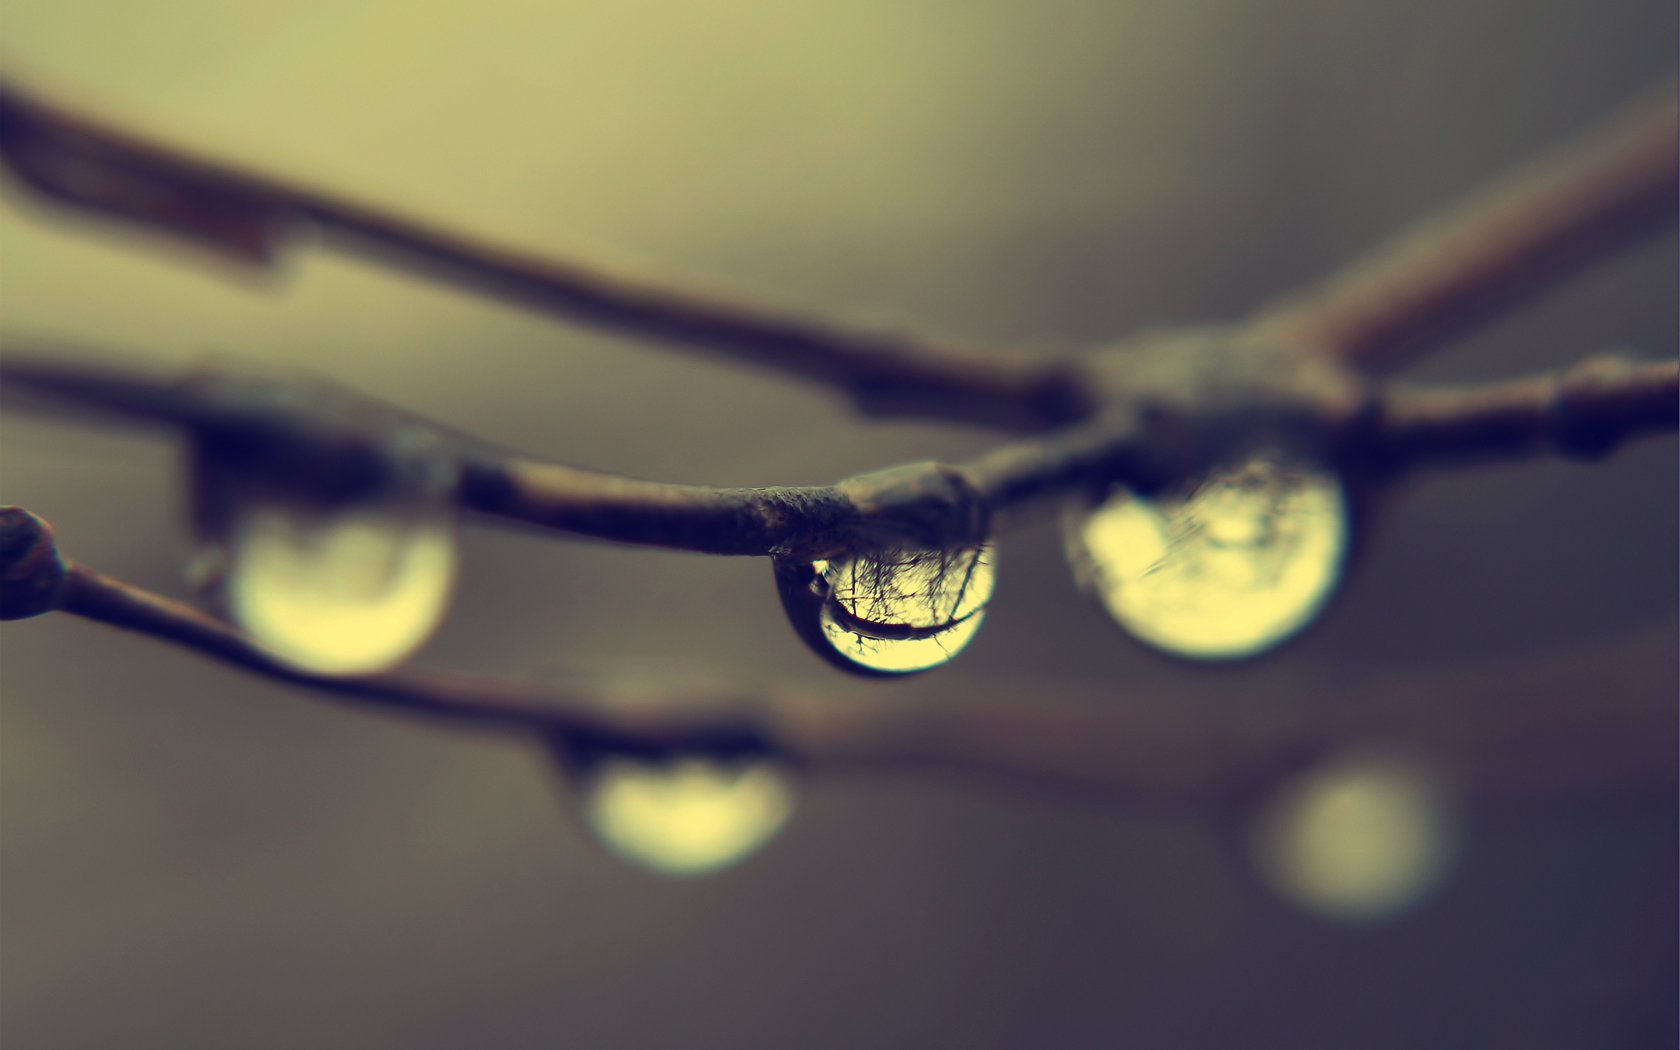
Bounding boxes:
[547,735,797,876]
[186,421,461,676]
[774,542,996,675]
[1067,457,1348,660]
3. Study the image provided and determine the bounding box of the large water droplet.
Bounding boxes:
[189,435,459,676]
[1251,752,1459,923]
[562,749,796,876]
[777,543,996,675]
[1068,457,1347,660]
[218,495,457,675]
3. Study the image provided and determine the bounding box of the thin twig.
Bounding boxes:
[5,76,1674,417]
[1250,84,1678,370]
[4,510,1668,803]
[1367,356,1679,468]
[0,78,1089,428]
[3,343,1672,558]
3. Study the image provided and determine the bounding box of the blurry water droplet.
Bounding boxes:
[1068,457,1346,659]
[189,428,460,675]
[564,750,796,876]
[778,543,996,675]
[219,495,457,675]
[1251,753,1458,923]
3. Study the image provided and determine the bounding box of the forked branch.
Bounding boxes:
[2,344,1672,558]
[0,76,1674,807]
[2,77,1674,419]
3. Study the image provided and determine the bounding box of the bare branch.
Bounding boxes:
[3,507,1668,803]
[1250,83,1678,370]
[5,74,1673,420]
[0,78,1088,428]
[0,343,1002,557]
[4,343,1673,559]
[1365,356,1679,468]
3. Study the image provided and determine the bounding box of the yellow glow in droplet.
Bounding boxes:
[1074,459,1346,659]
[224,498,457,675]
[579,756,796,876]
[1252,754,1457,923]
[817,544,996,674]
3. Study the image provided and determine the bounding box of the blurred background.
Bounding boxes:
[1,1,1674,1047]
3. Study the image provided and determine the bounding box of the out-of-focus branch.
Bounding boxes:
[1250,84,1678,370]
[2,508,1669,802]
[6,76,1675,423]
[2,344,1673,557]
[1361,356,1679,469]
[0,79,1088,429]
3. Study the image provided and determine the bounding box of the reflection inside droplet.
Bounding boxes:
[571,753,796,876]
[1071,458,1346,659]
[1252,753,1458,923]
[813,543,995,674]
[219,494,457,675]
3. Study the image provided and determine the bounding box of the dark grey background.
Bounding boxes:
[2,2,1675,1047]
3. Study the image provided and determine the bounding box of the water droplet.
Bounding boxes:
[777,543,996,675]
[190,438,458,675]
[1068,457,1347,660]
[219,496,457,675]
[562,749,796,876]
[1251,753,1458,922]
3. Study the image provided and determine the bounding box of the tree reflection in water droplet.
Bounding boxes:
[815,543,996,674]
[1071,458,1347,660]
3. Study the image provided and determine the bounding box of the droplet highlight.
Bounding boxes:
[779,543,996,675]
[568,752,796,876]
[1069,458,1347,660]
[1251,753,1458,922]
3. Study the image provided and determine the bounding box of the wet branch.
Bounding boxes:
[4,508,1669,803]
[2,344,1672,558]
[0,77,1674,807]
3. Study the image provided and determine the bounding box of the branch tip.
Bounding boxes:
[0,506,69,620]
